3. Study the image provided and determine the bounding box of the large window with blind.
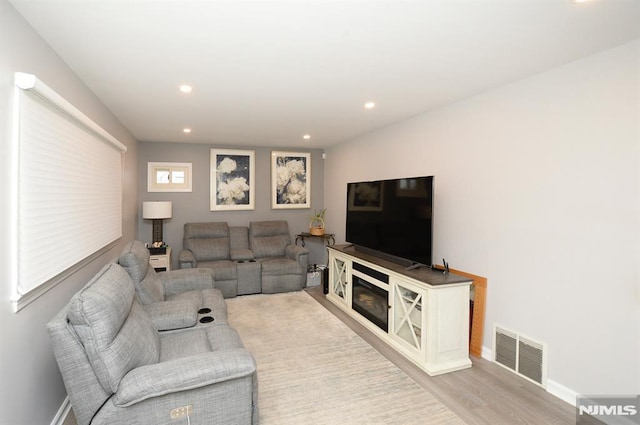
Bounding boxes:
[11,73,127,312]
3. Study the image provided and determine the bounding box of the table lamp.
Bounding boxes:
[142,201,172,246]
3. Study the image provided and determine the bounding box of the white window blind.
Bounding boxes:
[12,73,127,311]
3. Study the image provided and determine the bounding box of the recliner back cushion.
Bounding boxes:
[230,226,249,250]
[68,263,160,394]
[118,240,150,282]
[186,239,231,261]
[184,222,229,239]
[135,268,165,304]
[118,240,165,303]
[184,222,231,261]
[249,221,291,258]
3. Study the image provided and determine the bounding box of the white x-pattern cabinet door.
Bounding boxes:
[390,278,426,360]
[328,251,350,307]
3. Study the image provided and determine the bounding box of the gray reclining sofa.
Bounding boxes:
[179,220,309,296]
[47,261,258,425]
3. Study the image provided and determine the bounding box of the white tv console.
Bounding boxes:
[326,245,472,376]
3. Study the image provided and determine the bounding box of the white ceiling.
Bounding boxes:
[9,0,640,149]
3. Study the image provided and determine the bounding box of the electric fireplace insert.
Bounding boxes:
[351,274,389,332]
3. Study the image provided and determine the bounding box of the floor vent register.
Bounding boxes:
[493,325,547,387]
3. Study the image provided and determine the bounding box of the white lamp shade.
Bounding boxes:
[142,201,172,219]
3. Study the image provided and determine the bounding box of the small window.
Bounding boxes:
[171,170,185,184]
[148,162,192,192]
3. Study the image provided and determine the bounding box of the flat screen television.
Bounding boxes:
[346,176,433,268]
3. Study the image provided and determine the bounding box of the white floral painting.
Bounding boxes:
[271,151,311,209]
[211,149,255,211]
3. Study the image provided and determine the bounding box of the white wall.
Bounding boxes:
[0,1,138,424]
[325,40,640,398]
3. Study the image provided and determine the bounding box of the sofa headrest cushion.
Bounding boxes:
[249,220,289,238]
[118,240,150,284]
[184,222,230,239]
[68,263,160,394]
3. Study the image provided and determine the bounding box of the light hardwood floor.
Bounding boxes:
[65,287,576,425]
[306,285,577,425]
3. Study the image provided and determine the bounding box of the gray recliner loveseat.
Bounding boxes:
[179,220,308,296]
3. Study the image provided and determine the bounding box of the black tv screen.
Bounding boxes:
[346,176,433,267]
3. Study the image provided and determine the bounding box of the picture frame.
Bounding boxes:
[271,151,311,209]
[147,162,192,192]
[210,149,255,211]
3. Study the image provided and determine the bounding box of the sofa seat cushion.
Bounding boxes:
[113,325,255,408]
[67,263,160,394]
[197,259,237,281]
[159,325,245,362]
[258,257,304,276]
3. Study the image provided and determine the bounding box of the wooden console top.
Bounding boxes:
[328,244,471,287]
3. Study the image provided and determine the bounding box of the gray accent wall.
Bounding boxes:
[0,1,138,424]
[137,142,327,267]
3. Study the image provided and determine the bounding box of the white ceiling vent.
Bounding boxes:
[494,325,547,387]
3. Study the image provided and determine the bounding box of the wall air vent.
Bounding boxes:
[494,325,547,387]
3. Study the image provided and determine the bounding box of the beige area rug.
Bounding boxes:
[226,291,465,425]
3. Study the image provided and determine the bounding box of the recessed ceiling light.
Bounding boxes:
[183,128,192,134]
[303,134,311,140]
[179,84,192,93]
[364,102,376,109]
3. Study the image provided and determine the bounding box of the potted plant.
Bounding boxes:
[309,208,326,236]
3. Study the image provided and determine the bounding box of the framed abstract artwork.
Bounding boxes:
[210,149,255,211]
[271,151,310,209]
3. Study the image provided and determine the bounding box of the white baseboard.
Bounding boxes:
[480,344,577,408]
[50,397,73,425]
[546,379,577,407]
[480,345,492,361]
